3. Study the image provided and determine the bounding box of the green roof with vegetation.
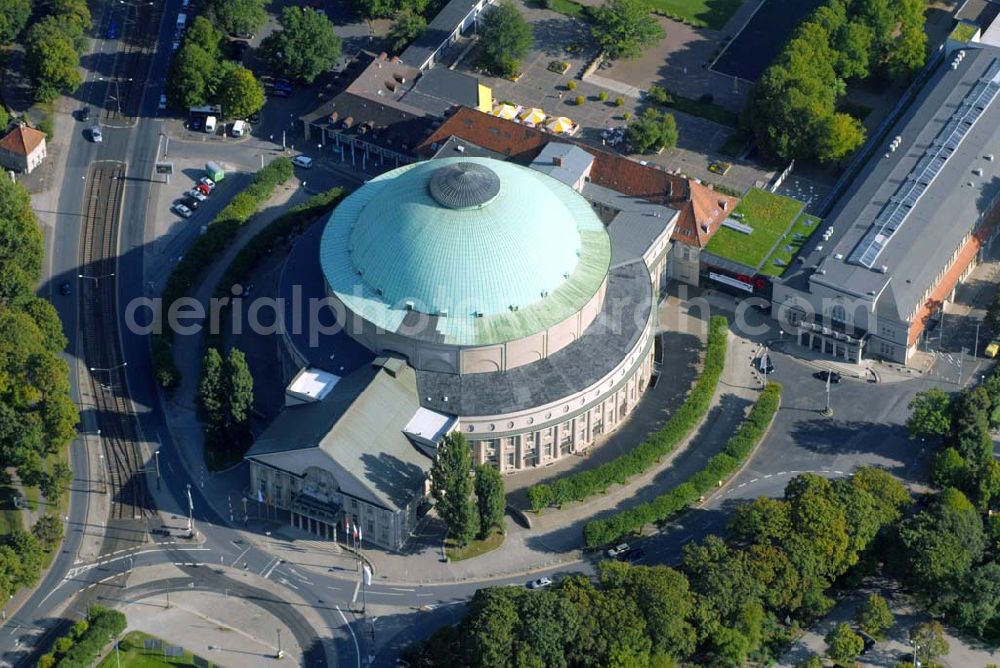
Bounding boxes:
[703,188,806,271]
[760,213,821,277]
[951,22,978,43]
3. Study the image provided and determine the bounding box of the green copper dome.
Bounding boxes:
[320,157,611,346]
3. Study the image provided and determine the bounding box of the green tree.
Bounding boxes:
[796,656,823,668]
[49,0,91,36]
[225,347,254,445]
[590,0,665,60]
[561,576,652,665]
[887,0,927,80]
[931,447,967,489]
[907,388,952,439]
[462,587,522,666]
[260,7,342,84]
[6,529,42,586]
[856,593,894,639]
[814,112,865,162]
[31,513,63,551]
[431,433,476,546]
[952,561,1000,635]
[0,0,32,44]
[474,464,505,539]
[626,108,677,154]
[197,347,225,427]
[206,0,267,38]
[896,488,985,608]
[39,460,72,499]
[599,561,697,660]
[910,621,949,665]
[24,20,82,101]
[825,622,863,667]
[832,20,873,80]
[217,66,265,120]
[477,0,533,78]
[184,15,223,57]
[166,42,217,108]
[388,8,427,54]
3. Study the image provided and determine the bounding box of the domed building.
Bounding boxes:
[248,146,678,550]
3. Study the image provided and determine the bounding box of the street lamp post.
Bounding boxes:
[975,322,981,358]
[79,271,115,283]
[276,628,283,659]
[186,483,194,537]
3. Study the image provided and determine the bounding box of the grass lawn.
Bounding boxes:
[759,213,821,277]
[97,631,211,668]
[445,529,505,561]
[528,0,589,20]
[951,22,978,42]
[0,484,23,536]
[648,0,745,30]
[704,188,805,270]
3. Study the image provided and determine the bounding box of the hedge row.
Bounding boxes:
[527,315,730,512]
[150,157,294,390]
[583,382,782,548]
[40,605,127,668]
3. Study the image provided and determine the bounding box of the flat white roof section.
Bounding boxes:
[403,407,455,444]
[286,367,341,405]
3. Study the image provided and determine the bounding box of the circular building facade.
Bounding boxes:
[317,157,659,472]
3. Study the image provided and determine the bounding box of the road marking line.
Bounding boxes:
[749,478,759,483]
[389,587,415,592]
[763,474,772,479]
[737,483,746,488]
[777,471,787,475]
[335,606,361,668]
[262,560,281,580]
[259,557,278,576]
[366,591,405,597]
[232,545,251,566]
[352,581,360,604]
[278,577,299,591]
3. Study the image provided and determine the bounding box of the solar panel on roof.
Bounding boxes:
[847,57,1000,268]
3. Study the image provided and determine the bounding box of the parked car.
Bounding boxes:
[813,370,842,384]
[230,40,250,62]
[158,94,167,111]
[199,176,216,191]
[173,203,193,218]
[187,189,207,202]
[248,111,261,125]
[525,577,553,590]
[90,126,103,142]
[188,118,203,131]
[232,30,254,39]
[606,543,630,558]
[292,155,313,169]
[78,106,91,122]
[274,78,293,91]
[106,21,119,39]
[270,87,290,98]
[986,340,1000,358]
[180,196,200,210]
[195,183,212,197]
[59,281,72,296]
[757,354,774,375]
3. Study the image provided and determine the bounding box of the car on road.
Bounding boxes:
[78,106,91,122]
[158,94,167,111]
[606,543,630,558]
[198,176,216,191]
[757,354,774,375]
[292,155,313,169]
[59,282,72,296]
[814,370,842,384]
[186,189,207,202]
[180,196,200,210]
[525,577,553,590]
[173,203,193,218]
[90,126,103,142]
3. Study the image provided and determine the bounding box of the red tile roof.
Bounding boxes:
[0,125,45,157]
[417,107,738,248]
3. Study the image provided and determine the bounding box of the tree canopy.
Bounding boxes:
[590,0,665,60]
[626,108,678,154]
[260,7,342,84]
[206,0,267,37]
[430,433,476,546]
[477,1,533,78]
[216,66,266,120]
[388,8,427,54]
[0,0,32,44]
[747,0,928,163]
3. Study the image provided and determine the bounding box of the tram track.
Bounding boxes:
[79,162,153,527]
[99,0,164,125]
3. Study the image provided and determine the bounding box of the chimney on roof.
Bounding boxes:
[378,52,388,60]
[553,156,563,167]
[719,200,728,210]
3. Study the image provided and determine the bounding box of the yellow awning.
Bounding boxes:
[519,107,546,125]
[546,116,574,134]
[494,103,519,120]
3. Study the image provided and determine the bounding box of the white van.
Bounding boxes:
[231,120,248,137]
[204,116,217,133]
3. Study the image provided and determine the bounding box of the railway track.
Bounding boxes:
[100,0,164,125]
[79,162,153,524]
